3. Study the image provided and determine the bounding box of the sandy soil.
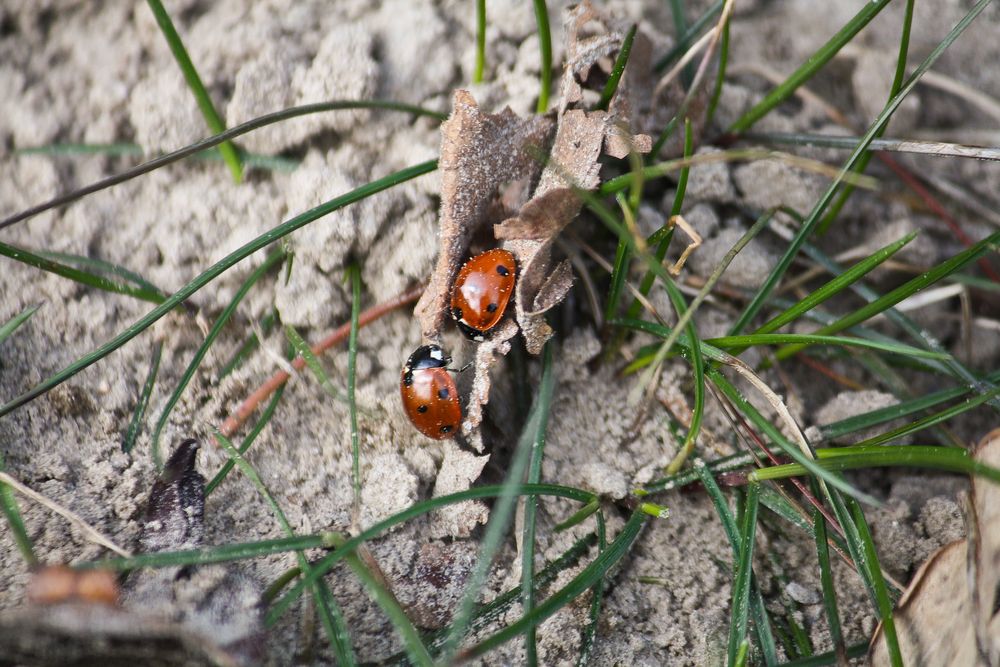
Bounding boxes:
[1,0,999,664]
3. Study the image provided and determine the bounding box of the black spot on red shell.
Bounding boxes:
[438,387,450,399]
[496,265,510,276]
[417,405,428,413]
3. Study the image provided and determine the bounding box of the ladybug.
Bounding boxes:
[450,249,517,341]
[400,344,462,439]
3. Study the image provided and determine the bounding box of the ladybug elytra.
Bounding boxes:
[450,249,516,342]
[400,344,462,439]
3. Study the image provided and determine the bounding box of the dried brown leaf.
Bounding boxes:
[421,2,669,435]
[413,90,555,342]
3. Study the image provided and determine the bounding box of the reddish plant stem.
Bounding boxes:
[219,284,424,438]
[727,406,842,531]
[795,354,866,391]
[877,153,1000,283]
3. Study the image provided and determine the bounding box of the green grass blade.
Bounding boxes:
[122,341,163,454]
[728,0,893,132]
[145,0,243,182]
[708,368,876,504]
[284,325,348,404]
[474,0,487,83]
[604,194,637,326]
[781,642,868,666]
[697,462,777,664]
[403,532,598,661]
[849,498,901,666]
[521,345,555,666]
[752,445,1000,485]
[213,432,358,666]
[705,18,730,127]
[727,483,759,666]
[812,497,845,663]
[850,386,1000,448]
[457,511,648,662]
[786,227,999,410]
[150,250,284,469]
[205,383,286,497]
[576,509,607,666]
[216,309,278,380]
[441,344,557,661]
[0,304,40,346]
[85,483,595,577]
[39,250,172,301]
[728,0,992,334]
[533,0,552,113]
[707,333,947,360]
[624,119,693,322]
[0,453,36,565]
[0,159,437,420]
[336,544,433,666]
[662,276,706,473]
[772,231,1000,362]
[16,142,298,173]
[597,24,637,110]
[264,482,595,625]
[654,0,723,72]
[817,370,1000,442]
[1,102,443,232]
[16,142,144,157]
[0,241,167,305]
[347,265,363,522]
[640,451,755,494]
[816,0,915,235]
[751,233,916,337]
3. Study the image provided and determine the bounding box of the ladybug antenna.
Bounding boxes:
[447,361,473,374]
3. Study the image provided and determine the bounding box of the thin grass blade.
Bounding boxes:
[751,233,916,337]
[0,241,167,304]
[596,24,637,110]
[441,344,557,661]
[145,0,243,181]
[122,341,163,454]
[0,453,36,565]
[0,159,437,420]
[0,304,40,345]
[729,0,993,335]
[728,0,893,132]
[457,511,648,662]
[151,251,284,469]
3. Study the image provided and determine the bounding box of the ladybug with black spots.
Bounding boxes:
[450,249,517,342]
[400,344,462,439]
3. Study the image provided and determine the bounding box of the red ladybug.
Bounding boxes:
[400,344,462,439]
[450,249,517,342]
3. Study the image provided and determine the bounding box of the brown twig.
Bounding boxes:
[219,284,424,438]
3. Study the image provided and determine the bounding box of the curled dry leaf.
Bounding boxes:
[413,89,555,343]
[421,1,667,437]
[869,428,1000,666]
